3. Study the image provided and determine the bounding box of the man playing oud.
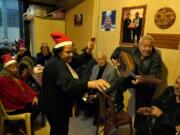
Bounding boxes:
[110,35,163,133]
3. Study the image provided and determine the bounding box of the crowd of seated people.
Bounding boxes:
[0,39,48,134]
[0,34,179,135]
[0,36,99,134]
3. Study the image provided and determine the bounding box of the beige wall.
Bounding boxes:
[96,0,148,59]
[154,48,180,97]
[31,16,65,55]
[65,0,180,97]
[95,0,180,96]
[66,0,95,53]
[95,0,180,56]
[145,0,180,34]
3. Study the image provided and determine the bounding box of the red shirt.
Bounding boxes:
[0,76,37,110]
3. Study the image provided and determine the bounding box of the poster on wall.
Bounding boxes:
[101,10,116,31]
[74,14,83,26]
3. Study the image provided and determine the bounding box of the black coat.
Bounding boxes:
[40,53,91,117]
[123,18,132,43]
[151,86,180,134]
[138,86,180,135]
[36,52,52,66]
[133,17,143,34]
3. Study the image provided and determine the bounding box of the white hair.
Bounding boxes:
[97,52,107,58]
[139,35,154,46]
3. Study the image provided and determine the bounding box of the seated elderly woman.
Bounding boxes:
[136,75,180,135]
[0,53,39,122]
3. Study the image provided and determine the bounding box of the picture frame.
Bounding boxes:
[74,14,83,26]
[120,5,147,45]
[101,10,116,31]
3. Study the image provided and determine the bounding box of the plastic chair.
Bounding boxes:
[0,101,32,135]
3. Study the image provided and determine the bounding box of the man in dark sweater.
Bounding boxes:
[110,35,163,132]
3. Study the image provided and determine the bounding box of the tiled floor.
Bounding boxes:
[34,89,136,135]
[35,114,96,135]
[35,114,133,135]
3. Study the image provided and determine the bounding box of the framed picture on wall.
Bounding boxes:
[74,14,83,26]
[120,5,147,45]
[101,10,116,31]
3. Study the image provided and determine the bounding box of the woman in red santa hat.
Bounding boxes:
[0,53,39,133]
[40,32,110,135]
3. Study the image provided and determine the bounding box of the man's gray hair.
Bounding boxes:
[97,51,107,58]
[139,35,155,46]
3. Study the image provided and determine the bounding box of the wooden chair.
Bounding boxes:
[0,101,32,135]
[97,92,133,135]
[102,112,133,135]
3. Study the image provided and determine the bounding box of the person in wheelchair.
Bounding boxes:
[137,75,180,135]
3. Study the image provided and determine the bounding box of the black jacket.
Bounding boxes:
[138,86,180,135]
[36,52,52,66]
[40,53,91,117]
[151,86,180,134]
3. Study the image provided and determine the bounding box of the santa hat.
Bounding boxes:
[50,31,72,49]
[18,39,26,50]
[1,53,17,68]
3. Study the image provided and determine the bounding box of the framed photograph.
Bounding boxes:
[120,5,147,44]
[101,10,116,31]
[74,14,83,26]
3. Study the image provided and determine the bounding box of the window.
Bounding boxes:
[0,0,20,44]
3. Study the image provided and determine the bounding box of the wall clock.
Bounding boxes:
[154,7,176,29]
